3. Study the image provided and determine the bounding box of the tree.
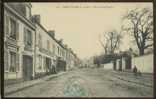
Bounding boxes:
[122,7,153,55]
[99,30,122,54]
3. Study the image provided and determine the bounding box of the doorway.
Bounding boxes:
[125,56,132,69]
[23,55,33,80]
[46,57,51,74]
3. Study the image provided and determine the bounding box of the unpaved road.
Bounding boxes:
[5,68,153,97]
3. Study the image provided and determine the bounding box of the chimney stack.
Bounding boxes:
[48,30,55,38]
[32,15,41,24]
[64,44,68,48]
[59,39,63,44]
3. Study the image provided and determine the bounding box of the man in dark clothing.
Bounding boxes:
[133,65,138,76]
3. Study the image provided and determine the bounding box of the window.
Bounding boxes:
[24,28,32,47]
[8,3,26,17]
[57,47,59,55]
[9,52,16,72]
[38,34,42,48]
[43,57,46,70]
[38,55,42,70]
[47,40,50,50]
[10,18,16,39]
[52,44,55,54]
[20,5,26,17]
[61,50,63,56]
[63,51,64,57]
[60,49,61,56]
[27,30,32,46]
[5,15,9,35]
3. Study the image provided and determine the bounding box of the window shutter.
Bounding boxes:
[16,22,19,40]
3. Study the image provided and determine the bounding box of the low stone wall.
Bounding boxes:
[102,62,113,70]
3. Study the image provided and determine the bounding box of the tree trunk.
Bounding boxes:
[139,48,144,55]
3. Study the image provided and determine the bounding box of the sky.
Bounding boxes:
[31,3,152,60]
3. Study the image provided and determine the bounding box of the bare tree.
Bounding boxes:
[99,33,109,54]
[99,30,122,54]
[122,7,153,55]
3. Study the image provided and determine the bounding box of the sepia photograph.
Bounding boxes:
[3,1,154,97]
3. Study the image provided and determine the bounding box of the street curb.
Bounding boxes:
[113,75,153,88]
[4,81,42,96]
[111,71,153,88]
[4,72,67,96]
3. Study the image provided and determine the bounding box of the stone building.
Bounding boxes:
[4,3,36,83]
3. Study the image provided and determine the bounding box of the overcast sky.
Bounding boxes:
[31,3,152,59]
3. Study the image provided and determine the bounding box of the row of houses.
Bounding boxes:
[4,3,80,84]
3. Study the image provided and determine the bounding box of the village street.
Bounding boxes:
[5,68,153,97]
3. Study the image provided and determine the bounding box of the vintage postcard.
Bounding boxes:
[3,1,153,98]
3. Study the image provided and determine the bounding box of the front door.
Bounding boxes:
[23,55,33,80]
[46,57,51,73]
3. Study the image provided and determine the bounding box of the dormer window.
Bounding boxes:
[25,5,31,19]
[7,3,31,20]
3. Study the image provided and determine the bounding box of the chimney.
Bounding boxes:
[59,39,63,44]
[48,30,55,38]
[64,44,68,48]
[32,15,41,24]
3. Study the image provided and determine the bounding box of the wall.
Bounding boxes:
[116,59,121,70]
[132,53,153,73]
[103,62,113,70]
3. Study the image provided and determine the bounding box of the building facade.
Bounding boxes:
[4,3,36,82]
[4,3,80,83]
